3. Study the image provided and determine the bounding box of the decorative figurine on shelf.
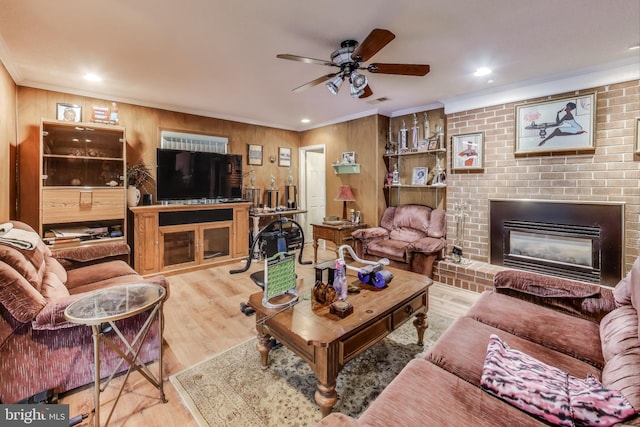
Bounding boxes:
[385,140,394,155]
[399,120,408,152]
[432,154,446,187]
[285,167,297,209]
[391,164,400,184]
[434,122,442,143]
[437,119,445,149]
[109,102,119,125]
[411,114,419,151]
[249,169,256,188]
[387,120,395,154]
[287,167,294,185]
[269,175,276,190]
[423,112,430,141]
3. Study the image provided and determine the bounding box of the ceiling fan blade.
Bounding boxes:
[277,54,336,67]
[359,85,373,99]
[367,63,430,76]
[351,28,395,62]
[292,73,338,92]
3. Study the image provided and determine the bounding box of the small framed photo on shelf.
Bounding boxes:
[341,151,355,164]
[412,167,428,185]
[56,103,81,122]
[91,106,110,123]
[453,132,484,171]
[427,139,438,150]
[278,147,291,167]
[247,144,263,166]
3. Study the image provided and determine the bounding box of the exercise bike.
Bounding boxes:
[230,216,311,277]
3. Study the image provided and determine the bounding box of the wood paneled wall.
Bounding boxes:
[300,114,388,227]
[0,62,16,222]
[16,88,300,229]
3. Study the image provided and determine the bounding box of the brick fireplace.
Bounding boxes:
[433,80,639,293]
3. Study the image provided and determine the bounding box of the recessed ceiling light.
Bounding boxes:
[473,67,492,77]
[83,73,102,82]
[629,44,640,50]
[300,118,310,124]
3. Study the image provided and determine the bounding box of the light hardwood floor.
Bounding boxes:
[59,247,480,426]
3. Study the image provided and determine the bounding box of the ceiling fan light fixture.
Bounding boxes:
[350,71,368,90]
[349,84,365,98]
[326,73,344,95]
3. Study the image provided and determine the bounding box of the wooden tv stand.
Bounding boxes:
[129,202,250,276]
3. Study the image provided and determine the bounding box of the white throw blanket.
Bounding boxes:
[0,222,40,250]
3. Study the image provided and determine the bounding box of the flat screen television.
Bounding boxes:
[156,148,243,202]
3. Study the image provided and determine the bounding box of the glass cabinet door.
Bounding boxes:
[201,225,230,262]
[161,229,196,268]
[42,122,125,188]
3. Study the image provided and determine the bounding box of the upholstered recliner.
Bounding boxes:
[351,205,446,277]
[0,221,169,403]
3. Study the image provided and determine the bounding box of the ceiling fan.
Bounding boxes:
[277,28,430,99]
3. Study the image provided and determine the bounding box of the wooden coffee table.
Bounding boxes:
[248,267,432,417]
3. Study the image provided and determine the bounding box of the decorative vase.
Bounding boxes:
[127,186,141,207]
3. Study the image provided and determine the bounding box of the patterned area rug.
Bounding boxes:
[170,312,453,427]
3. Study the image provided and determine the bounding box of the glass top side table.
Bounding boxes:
[64,283,166,426]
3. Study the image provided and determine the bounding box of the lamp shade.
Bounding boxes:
[334,185,355,201]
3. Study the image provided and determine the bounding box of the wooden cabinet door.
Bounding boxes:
[233,206,249,258]
[134,212,159,275]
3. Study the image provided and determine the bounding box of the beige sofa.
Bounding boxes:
[351,205,446,278]
[318,261,640,426]
[0,220,169,403]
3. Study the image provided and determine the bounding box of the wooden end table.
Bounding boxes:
[312,222,367,263]
[64,283,167,427]
[248,267,432,417]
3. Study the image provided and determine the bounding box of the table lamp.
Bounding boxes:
[334,185,355,220]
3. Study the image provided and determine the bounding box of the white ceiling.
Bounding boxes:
[0,0,638,131]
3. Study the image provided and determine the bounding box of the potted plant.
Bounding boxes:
[126,160,152,206]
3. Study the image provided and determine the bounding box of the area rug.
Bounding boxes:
[170,312,453,427]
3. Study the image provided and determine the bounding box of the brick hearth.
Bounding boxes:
[433,259,508,294]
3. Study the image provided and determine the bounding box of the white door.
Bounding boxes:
[299,146,325,247]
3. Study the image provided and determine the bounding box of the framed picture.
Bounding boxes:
[342,151,355,164]
[56,103,81,122]
[635,117,640,153]
[247,144,263,166]
[427,139,438,150]
[412,167,428,185]
[515,93,596,154]
[453,132,484,170]
[278,147,291,167]
[91,106,110,123]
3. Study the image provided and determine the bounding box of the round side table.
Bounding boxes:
[64,283,166,426]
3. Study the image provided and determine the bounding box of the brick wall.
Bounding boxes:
[441,80,640,287]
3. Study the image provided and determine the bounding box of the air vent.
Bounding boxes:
[366,97,390,105]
